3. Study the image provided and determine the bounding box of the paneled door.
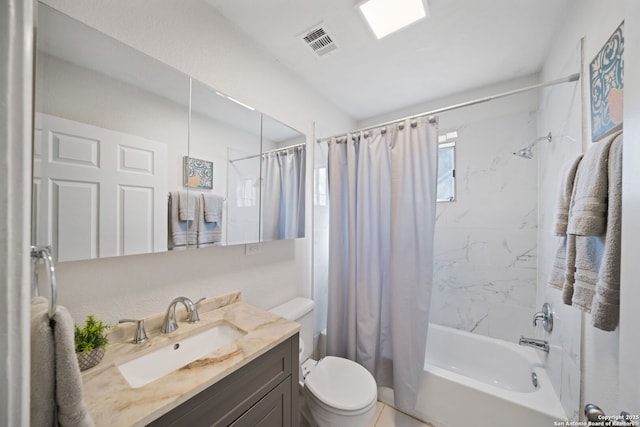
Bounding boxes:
[33,113,168,261]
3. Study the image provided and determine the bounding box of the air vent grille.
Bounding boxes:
[301,25,337,57]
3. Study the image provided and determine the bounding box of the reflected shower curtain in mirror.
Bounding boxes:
[326,117,438,411]
[261,146,306,240]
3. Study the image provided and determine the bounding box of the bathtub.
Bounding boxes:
[378,324,567,427]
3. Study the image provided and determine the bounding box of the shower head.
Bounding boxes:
[513,132,552,159]
[514,146,534,159]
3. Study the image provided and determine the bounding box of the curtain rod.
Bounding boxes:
[318,72,580,142]
[229,142,305,163]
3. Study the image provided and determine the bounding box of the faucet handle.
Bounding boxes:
[532,302,553,332]
[187,297,204,324]
[119,318,149,344]
[533,312,546,326]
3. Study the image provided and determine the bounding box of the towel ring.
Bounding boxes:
[31,246,57,319]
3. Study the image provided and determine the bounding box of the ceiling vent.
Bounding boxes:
[300,25,337,57]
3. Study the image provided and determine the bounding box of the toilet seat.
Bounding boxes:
[303,356,377,412]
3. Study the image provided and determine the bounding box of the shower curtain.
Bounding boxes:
[261,146,306,240]
[326,117,438,411]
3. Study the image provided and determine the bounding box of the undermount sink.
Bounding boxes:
[117,323,246,388]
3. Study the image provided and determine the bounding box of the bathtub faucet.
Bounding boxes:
[518,336,549,353]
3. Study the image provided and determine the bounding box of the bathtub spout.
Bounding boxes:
[518,336,549,353]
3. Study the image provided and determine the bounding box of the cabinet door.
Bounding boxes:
[147,335,298,427]
[230,378,291,427]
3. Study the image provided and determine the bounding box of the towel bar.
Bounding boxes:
[31,245,57,319]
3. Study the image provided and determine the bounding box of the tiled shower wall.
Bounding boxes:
[430,110,539,342]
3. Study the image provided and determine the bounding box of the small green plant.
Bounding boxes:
[74,315,109,353]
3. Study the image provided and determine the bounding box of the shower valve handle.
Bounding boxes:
[532,302,553,332]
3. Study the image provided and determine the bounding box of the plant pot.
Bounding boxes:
[76,348,105,371]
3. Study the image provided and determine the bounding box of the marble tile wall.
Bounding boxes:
[537,76,583,422]
[430,111,539,343]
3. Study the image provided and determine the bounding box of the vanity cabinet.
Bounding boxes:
[147,334,299,427]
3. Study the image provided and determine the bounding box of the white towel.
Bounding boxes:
[202,194,224,223]
[197,194,222,247]
[31,297,95,427]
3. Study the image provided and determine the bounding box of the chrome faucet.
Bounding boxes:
[519,336,549,352]
[162,297,200,333]
[119,318,149,344]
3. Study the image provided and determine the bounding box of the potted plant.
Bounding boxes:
[75,315,109,371]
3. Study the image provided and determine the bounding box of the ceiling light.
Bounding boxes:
[216,91,255,111]
[358,0,428,39]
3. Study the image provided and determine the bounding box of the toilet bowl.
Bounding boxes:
[300,356,377,427]
[269,298,378,427]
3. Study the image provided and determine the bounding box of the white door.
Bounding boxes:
[33,113,168,261]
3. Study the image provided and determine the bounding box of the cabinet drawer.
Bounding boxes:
[229,378,291,427]
[147,334,298,427]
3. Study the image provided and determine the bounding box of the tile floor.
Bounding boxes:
[366,401,435,427]
[299,400,435,427]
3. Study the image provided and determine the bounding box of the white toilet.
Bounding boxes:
[270,298,378,427]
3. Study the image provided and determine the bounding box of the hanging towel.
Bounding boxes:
[549,155,582,295]
[202,194,224,223]
[186,195,199,246]
[561,234,578,305]
[197,194,222,247]
[31,297,95,427]
[178,191,196,221]
[590,134,623,331]
[565,132,623,331]
[549,234,579,306]
[51,305,95,427]
[567,134,618,236]
[571,235,605,310]
[168,192,188,249]
[548,237,567,291]
[31,296,55,427]
[553,155,583,236]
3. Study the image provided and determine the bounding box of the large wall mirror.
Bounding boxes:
[33,3,306,262]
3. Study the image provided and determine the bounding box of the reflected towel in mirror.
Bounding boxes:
[198,194,223,247]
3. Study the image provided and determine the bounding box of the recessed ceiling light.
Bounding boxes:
[358,0,428,39]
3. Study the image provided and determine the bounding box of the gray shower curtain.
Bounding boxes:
[326,117,438,411]
[261,146,306,240]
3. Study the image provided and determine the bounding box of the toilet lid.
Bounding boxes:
[304,356,377,411]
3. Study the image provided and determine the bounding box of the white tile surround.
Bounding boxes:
[537,73,583,422]
[430,110,538,343]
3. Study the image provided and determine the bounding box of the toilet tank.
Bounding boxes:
[269,297,314,361]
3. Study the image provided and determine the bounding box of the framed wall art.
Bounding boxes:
[183,156,213,189]
[590,21,624,142]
